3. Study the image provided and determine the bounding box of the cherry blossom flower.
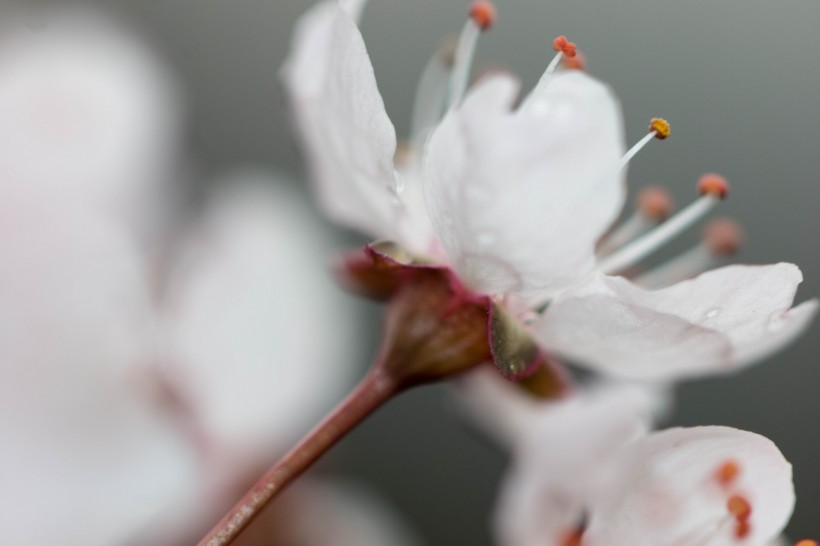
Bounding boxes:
[0,9,408,545]
[461,372,795,546]
[283,0,816,383]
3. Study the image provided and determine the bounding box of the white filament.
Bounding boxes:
[597,212,652,258]
[634,244,715,289]
[618,131,656,171]
[447,20,481,110]
[410,45,453,150]
[599,195,719,275]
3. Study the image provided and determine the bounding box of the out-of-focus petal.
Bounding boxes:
[162,170,362,481]
[0,7,182,236]
[537,264,817,381]
[240,478,421,546]
[493,384,658,546]
[0,183,199,546]
[584,426,795,546]
[281,1,402,244]
[424,71,625,300]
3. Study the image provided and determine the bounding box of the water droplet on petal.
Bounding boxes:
[767,313,786,332]
[705,307,721,319]
[477,232,496,247]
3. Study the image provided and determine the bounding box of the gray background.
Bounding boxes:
[34,0,820,543]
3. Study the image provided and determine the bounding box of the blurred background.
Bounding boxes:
[7,0,820,543]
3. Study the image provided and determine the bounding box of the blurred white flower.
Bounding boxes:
[460,372,794,546]
[0,7,411,546]
[282,0,816,382]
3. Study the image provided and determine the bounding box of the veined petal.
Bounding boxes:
[425,73,624,296]
[493,384,658,546]
[281,0,401,243]
[536,264,817,381]
[584,426,795,546]
[424,71,625,300]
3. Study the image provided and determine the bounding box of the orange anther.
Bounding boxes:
[559,528,584,546]
[704,219,744,256]
[734,519,752,539]
[795,540,819,546]
[649,117,671,140]
[636,186,674,222]
[562,50,587,71]
[552,35,577,58]
[697,173,730,200]
[470,1,497,31]
[715,460,741,486]
[727,495,752,522]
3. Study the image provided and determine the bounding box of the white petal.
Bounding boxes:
[162,170,362,477]
[424,71,626,299]
[281,1,403,243]
[494,384,658,546]
[584,426,795,546]
[0,8,182,237]
[268,479,422,546]
[454,366,543,447]
[0,184,199,545]
[537,264,817,381]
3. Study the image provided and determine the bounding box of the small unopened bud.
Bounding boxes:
[697,173,730,199]
[649,117,671,140]
[636,186,674,222]
[469,1,497,31]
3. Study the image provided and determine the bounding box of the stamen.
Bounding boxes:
[448,1,495,109]
[559,528,584,546]
[544,35,578,75]
[411,36,458,148]
[618,118,670,171]
[599,176,726,275]
[597,186,674,258]
[727,495,752,521]
[562,50,587,71]
[795,540,819,546]
[634,218,743,288]
[697,173,730,199]
[637,186,675,222]
[470,0,497,30]
[704,218,743,256]
[715,460,741,487]
[734,520,752,540]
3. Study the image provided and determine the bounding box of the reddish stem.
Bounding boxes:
[196,367,399,546]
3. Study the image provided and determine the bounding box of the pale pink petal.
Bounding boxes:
[423,71,626,300]
[537,264,817,381]
[0,8,182,237]
[0,184,199,545]
[454,366,543,447]
[584,426,795,546]
[494,384,658,546]
[281,1,402,244]
[268,479,422,546]
[162,171,362,480]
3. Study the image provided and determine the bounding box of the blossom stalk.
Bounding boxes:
[196,366,400,546]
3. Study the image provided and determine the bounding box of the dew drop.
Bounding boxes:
[477,232,496,247]
[767,313,786,332]
[705,307,721,319]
